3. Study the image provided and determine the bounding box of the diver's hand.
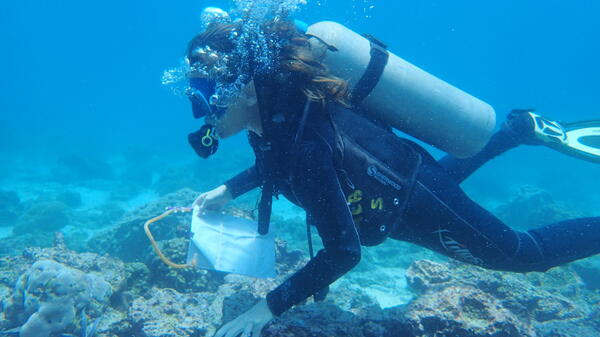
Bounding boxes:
[192,184,233,213]
[214,299,274,337]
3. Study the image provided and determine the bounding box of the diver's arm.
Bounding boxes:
[194,166,260,212]
[265,140,362,316]
[224,165,262,199]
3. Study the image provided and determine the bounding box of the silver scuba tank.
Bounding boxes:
[307,21,496,158]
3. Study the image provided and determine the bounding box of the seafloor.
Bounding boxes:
[1,149,599,337]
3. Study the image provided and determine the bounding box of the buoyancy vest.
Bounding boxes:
[253,72,423,245]
[331,106,421,246]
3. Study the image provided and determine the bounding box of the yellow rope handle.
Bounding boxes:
[144,207,197,269]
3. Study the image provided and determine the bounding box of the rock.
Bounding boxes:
[145,238,224,293]
[0,233,53,257]
[0,190,20,210]
[123,262,152,300]
[129,288,216,337]
[495,185,585,230]
[75,202,126,233]
[399,259,599,337]
[13,201,70,235]
[120,166,153,188]
[152,168,201,196]
[88,188,197,262]
[56,190,82,208]
[95,202,126,226]
[0,210,18,228]
[0,190,20,228]
[124,236,309,336]
[264,303,365,337]
[4,260,112,337]
[2,238,598,337]
[109,181,143,202]
[260,300,421,337]
[571,258,600,291]
[399,285,534,337]
[327,280,380,313]
[19,244,127,294]
[406,259,453,293]
[274,239,309,277]
[95,307,131,336]
[0,237,129,336]
[51,154,114,182]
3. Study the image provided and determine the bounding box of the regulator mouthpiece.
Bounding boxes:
[188,124,219,158]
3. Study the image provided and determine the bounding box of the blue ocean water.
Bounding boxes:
[1,0,600,317]
[1,0,598,192]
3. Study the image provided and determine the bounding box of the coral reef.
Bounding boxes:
[495,185,586,230]
[0,234,126,337]
[122,262,151,301]
[145,238,224,293]
[56,190,83,208]
[0,190,20,228]
[570,257,600,291]
[398,259,600,337]
[73,202,126,234]
[51,154,114,183]
[119,166,153,189]
[152,169,201,196]
[0,233,53,258]
[0,234,127,336]
[3,235,600,337]
[109,181,144,202]
[0,210,18,229]
[129,288,215,336]
[0,191,20,209]
[88,188,197,262]
[12,201,70,235]
[2,184,600,337]
[4,260,112,337]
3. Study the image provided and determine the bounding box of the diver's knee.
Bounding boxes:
[338,247,361,271]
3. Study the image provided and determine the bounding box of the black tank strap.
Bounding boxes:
[253,73,309,235]
[253,75,278,236]
[350,34,389,106]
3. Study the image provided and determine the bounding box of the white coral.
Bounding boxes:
[12,260,111,337]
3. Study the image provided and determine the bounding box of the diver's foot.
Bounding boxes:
[502,109,567,146]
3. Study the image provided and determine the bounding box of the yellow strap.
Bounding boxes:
[144,208,196,269]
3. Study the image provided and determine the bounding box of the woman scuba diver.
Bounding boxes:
[182,14,600,337]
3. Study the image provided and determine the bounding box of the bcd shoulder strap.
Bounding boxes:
[252,72,310,235]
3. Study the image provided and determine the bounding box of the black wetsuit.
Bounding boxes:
[224,101,600,317]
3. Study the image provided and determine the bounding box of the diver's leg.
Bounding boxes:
[439,109,539,184]
[392,157,600,272]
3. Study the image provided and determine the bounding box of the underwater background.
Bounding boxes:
[2,0,600,206]
[1,0,600,336]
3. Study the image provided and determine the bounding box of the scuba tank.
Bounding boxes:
[306,21,496,158]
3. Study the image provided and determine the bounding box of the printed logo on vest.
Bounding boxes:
[367,166,402,191]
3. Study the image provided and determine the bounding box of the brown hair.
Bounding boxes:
[187,20,349,106]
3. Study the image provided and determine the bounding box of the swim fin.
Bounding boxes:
[528,111,600,163]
